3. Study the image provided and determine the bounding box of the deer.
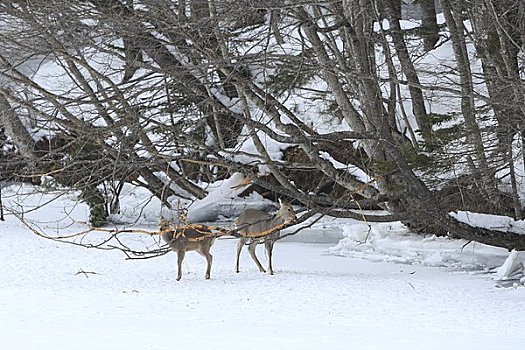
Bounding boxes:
[235,199,296,275]
[160,220,216,281]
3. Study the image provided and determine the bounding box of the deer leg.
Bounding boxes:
[235,238,246,273]
[206,252,213,280]
[265,239,275,275]
[248,241,266,273]
[198,246,213,280]
[176,250,185,281]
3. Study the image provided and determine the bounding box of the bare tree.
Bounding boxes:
[1,0,525,250]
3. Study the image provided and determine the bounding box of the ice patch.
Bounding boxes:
[329,221,511,270]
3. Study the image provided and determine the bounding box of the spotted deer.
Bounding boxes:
[160,220,216,281]
[235,199,296,275]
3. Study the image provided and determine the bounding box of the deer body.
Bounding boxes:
[235,201,296,275]
[161,225,216,281]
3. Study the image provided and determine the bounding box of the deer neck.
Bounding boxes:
[271,214,286,228]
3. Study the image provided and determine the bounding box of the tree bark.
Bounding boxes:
[442,0,501,206]
[0,93,35,162]
[420,0,440,51]
[384,0,431,134]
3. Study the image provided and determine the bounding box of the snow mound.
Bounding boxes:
[495,250,525,284]
[452,211,525,234]
[329,221,511,270]
[110,172,254,225]
[187,172,250,222]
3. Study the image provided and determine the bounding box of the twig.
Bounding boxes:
[461,240,472,251]
[15,208,321,261]
[0,185,4,221]
[75,269,100,278]
[356,225,373,246]
[276,210,322,241]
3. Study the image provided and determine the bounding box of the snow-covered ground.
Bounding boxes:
[1,184,525,349]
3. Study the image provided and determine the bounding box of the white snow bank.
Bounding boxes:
[187,172,250,222]
[108,173,260,224]
[496,250,525,282]
[451,211,525,234]
[329,221,512,270]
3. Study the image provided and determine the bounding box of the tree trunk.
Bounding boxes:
[381,138,525,251]
[468,0,525,216]
[384,0,431,134]
[0,93,36,163]
[442,0,501,207]
[420,0,440,51]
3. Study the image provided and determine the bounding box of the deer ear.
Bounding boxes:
[278,198,283,206]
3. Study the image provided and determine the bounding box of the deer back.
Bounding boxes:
[160,224,215,252]
[236,202,296,236]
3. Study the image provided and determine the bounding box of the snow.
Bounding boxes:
[1,185,525,349]
[228,127,290,176]
[452,210,525,234]
[1,225,524,349]
[319,151,374,186]
[496,250,525,282]
[186,172,250,222]
[330,221,514,269]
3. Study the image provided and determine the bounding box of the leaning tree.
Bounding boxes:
[1,0,525,249]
